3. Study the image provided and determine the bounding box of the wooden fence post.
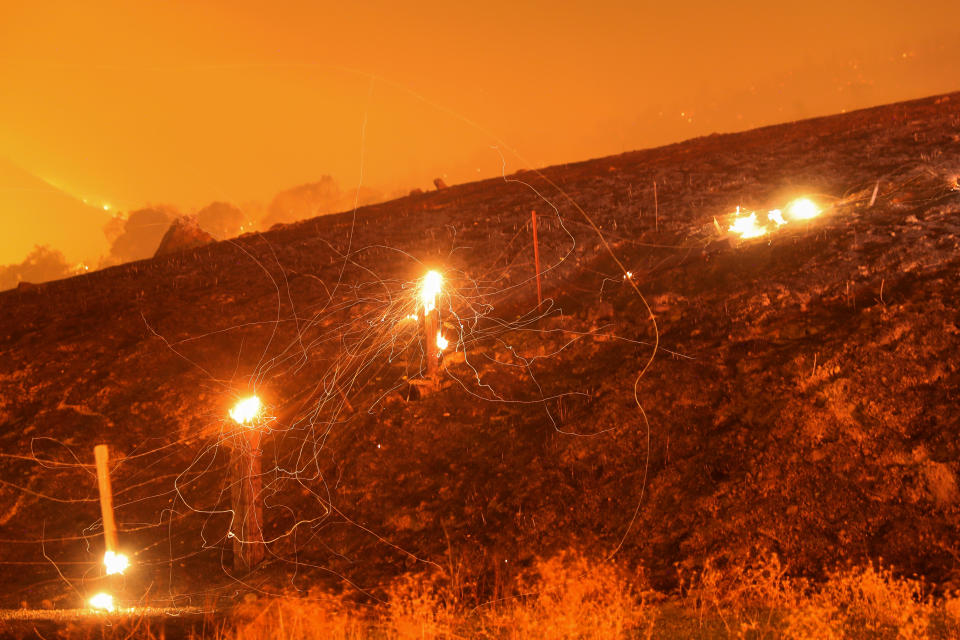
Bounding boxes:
[422,300,440,387]
[418,271,443,389]
[231,429,264,572]
[93,445,119,554]
[654,180,659,232]
[531,210,542,307]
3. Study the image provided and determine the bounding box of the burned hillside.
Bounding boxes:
[1,92,959,611]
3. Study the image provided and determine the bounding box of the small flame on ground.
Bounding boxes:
[623,271,633,280]
[89,592,114,612]
[229,396,262,425]
[787,197,820,220]
[728,208,767,239]
[421,271,443,313]
[436,332,448,351]
[103,550,129,576]
[768,209,787,227]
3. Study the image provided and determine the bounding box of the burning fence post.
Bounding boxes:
[531,210,542,307]
[91,444,129,613]
[228,396,265,573]
[93,445,119,558]
[420,270,443,388]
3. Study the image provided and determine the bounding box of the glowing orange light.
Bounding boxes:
[89,592,115,612]
[728,208,767,239]
[767,209,787,227]
[229,396,262,425]
[103,550,129,576]
[436,332,448,351]
[421,270,442,313]
[786,197,820,220]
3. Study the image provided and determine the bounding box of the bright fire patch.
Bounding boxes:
[767,209,787,227]
[436,332,448,351]
[229,396,262,425]
[786,197,820,220]
[103,550,129,576]
[89,592,115,612]
[421,271,443,313]
[728,209,767,239]
[727,197,822,239]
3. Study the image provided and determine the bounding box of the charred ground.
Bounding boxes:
[1,92,959,610]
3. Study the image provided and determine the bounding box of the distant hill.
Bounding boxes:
[0,157,109,265]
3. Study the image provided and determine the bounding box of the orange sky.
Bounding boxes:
[1,0,958,264]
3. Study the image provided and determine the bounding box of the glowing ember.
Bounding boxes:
[436,332,448,351]
[767,209,787,227]
[89,592,115,612]
[229,396,262,425]
[103,550,129,575]
[623,271,633,280]
[728,208,767,239]
[787,197,820,220]
[421,270,443,313]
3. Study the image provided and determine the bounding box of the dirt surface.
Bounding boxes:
[1,91,959,611]
[0,607,208,639]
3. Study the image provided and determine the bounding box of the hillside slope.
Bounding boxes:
[1,92,959,608]
[0,157,110,266]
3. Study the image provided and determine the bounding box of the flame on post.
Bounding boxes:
[229,396,262,426]
[421,270,443,313]
[89,592,115,612]
[436,332,448,351]
[728,208,767,239]
[787,197,820,220]
[103,550,129,576]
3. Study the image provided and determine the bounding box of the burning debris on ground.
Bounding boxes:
[1,92,960,637]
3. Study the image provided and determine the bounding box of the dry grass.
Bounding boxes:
[186,551,960,639]
[676,552,960,639]
[208,552,653,640]
[475,551,657,640]
[384,573,457,639]
[229,592,367,640]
